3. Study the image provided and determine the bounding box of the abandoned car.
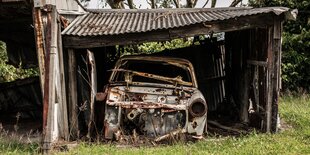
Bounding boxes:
[97,56,208,141]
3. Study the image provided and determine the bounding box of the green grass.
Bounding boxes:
[61,94,310,155]
[0,138,39,155]
[1,95,309,155]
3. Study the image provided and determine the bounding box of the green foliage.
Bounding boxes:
[0,41,39,83]
[0,140,39,155]
[158,0,173,8]
[249,0,310,91]
[139,38,192,53]
[122,38,192,55]
[282,30,310,90]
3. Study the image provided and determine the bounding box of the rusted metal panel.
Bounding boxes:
[108,56,198,87]
[106,101,187,110]
[112,69,193,86]
[62,7,293,37]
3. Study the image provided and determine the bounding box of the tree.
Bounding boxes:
[249,0,310,91]
[106,0,125,9]
[230,0,242,7]
[0,41,39,83]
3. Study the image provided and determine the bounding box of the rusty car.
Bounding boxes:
[97,56,208,142]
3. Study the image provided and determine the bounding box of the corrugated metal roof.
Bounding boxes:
[62,7,292,36]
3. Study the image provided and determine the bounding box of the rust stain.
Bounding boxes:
[106,101,186,110]
[96,92,107,101]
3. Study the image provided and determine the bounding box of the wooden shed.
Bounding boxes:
[60,6,297,138]
[0,1,297,152]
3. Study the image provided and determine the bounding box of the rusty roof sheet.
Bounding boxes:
[62,7,293,36]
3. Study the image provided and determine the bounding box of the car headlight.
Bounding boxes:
[189,99,207,117]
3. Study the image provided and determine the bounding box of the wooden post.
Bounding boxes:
[87,50,97,139]
[240,66,250,123]
[40,5,58,152]
[266,26,274,132]
[57,15,69,140]
[271,19,282,132]
[50,4,59,142]
[32,7,45,97]
[41,6,52,152]
[68,49,79,139]
[239,31,250,124]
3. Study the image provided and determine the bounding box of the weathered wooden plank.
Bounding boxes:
[32,8,45,95]
[41,6,52,152]
[63,14,275,48]
[68,48,79,139]
[271,19,282,132]
[255,28,268,131]
[266,26,274,132]
[87,50,97,139]
[247,60,268,67]
[48,4,58,142]
[239,32,250,124]
[41,5,58,153]
[57,15,69,140]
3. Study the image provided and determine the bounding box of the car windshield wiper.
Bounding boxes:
[111,69,193,86]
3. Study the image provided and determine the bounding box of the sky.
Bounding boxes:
[86,0,249,9]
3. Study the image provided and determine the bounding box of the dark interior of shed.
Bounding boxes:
[0,77,42,134]
[0,2,42,136]
[0,41,42,136]
[69,28,272,139]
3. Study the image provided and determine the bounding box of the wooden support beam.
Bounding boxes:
[68,49,79,139]
[247,60,268,67]
[63,14,275,49]
[41,4,58,152]
[32,7,45,95]
[266,26,274,132]
[57,15,69,140]
[87,50,97,139]
[271,18,282,132]
[49,4,59,142]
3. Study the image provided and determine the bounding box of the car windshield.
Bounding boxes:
[111,59,193,86]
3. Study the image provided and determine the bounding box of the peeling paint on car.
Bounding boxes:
[97,56,208,141]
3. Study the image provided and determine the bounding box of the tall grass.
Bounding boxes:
[58,94,310,155]
[0,131,40,155]
[1,94,309,155]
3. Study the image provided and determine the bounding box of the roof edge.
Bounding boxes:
[61,7,296,37]
[86,7,253,13]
